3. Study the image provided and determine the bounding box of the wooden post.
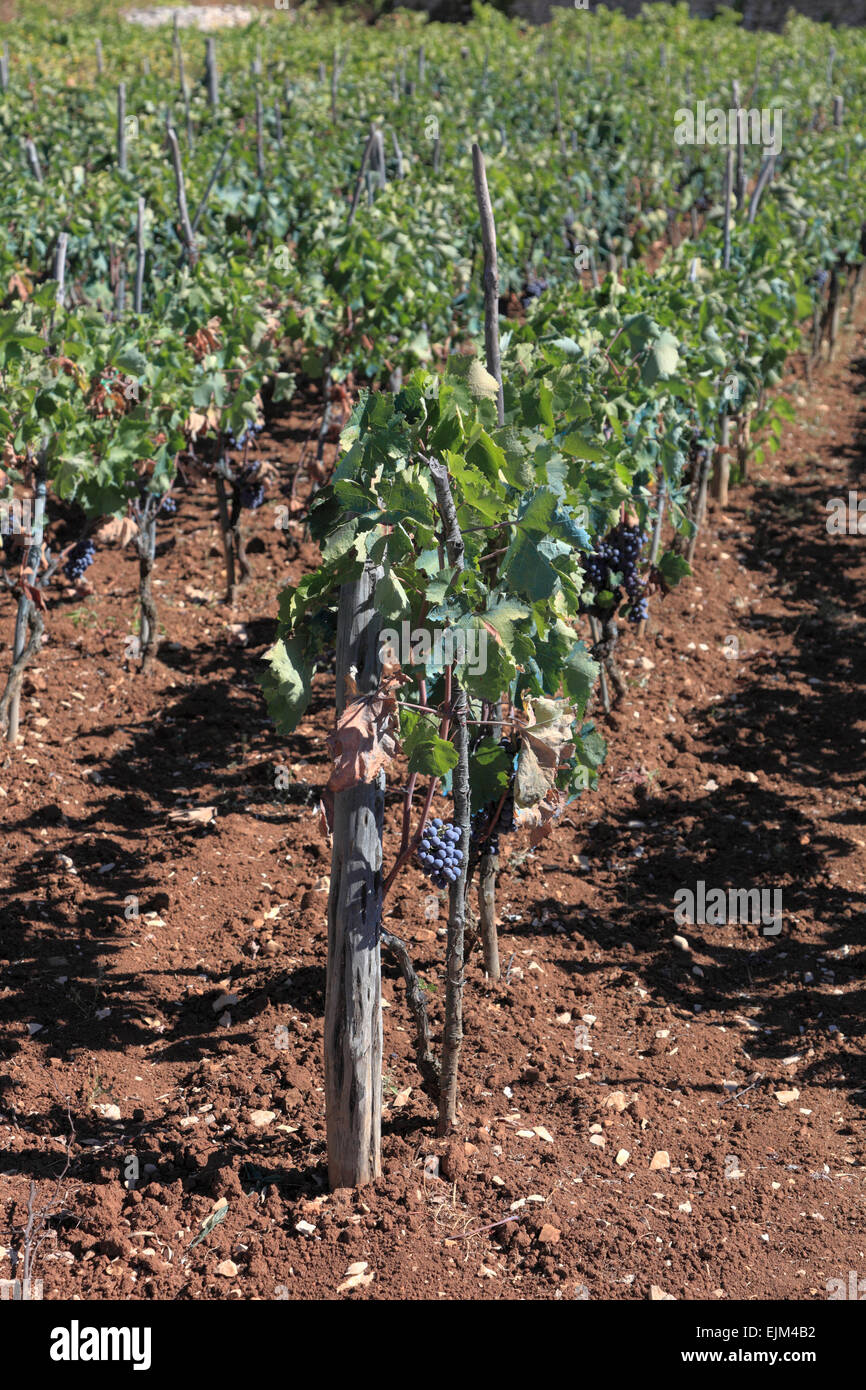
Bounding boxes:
[117,82,127,173]
[833,95,843,127]
[471,144,506,981]
[5,460,46,744]
[325,563,384,1189]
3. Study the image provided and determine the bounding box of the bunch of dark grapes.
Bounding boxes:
[521,276,549,310]
[239,462,265,511]
[471,789,516,859]
[416,818,464,888]
[811,268,830,291]
[580,521,649,624]
[64,539,95,582]
[158,496,177,516]
[226,420,265,450]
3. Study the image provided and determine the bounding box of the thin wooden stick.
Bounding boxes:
[166,127,196,263]
[471,143,504,427]
[747,154,775,224]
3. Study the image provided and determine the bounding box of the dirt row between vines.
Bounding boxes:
[1,315,864,1301]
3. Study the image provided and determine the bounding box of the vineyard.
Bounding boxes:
[0,0,864,1310]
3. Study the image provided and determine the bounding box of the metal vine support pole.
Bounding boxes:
[346,130,376,229]
[722,145,733,271]
[687,441,714,565]
[273,100,283,146]
[205,37,219,110]
[183,84,194,151]
[711,412,731,507]
[54,233,68,308]
[25,138,43,182]
[471,144,504,427]
[732,79,745,213]
[134,197,145,313]
[649,471,667,566]
[392,129,404,178]
[255,92,265,182]
[747,154,775,225]
[214,472,236,603]
[189,136,230,237]
[117,82,127,173]
[588,614,611,714]
[136,506,158,674]
[553,78,567,161]
[471,140,506,979]
[0,42,9,92]
[325,562,385,1189]
[427,458,470,1135]
[4,458,46,744]
[166,127,196,264]
[330,49,339,124]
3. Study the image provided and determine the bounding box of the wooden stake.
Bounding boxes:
[325,563,384,1189]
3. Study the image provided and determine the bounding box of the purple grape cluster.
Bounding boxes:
[239,461,265,510]
[521,276,548,310]
[158,496,177,516]
[471,790,516,858]
[417,818,464,888]
[580,522,649,623]
[227,420,265,450]
[64,539,95,581]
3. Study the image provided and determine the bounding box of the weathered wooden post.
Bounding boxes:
[325,564,385,1188]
